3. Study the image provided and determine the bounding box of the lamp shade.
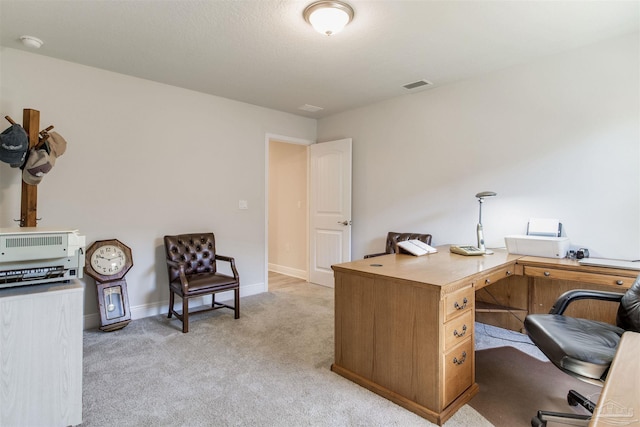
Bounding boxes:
[304,1,354,36]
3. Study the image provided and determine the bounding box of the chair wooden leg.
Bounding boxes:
[182,296,189,333]
[168,290,174,318]
[234,287,240,319]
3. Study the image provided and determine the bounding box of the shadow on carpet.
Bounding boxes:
[469,346,600,427]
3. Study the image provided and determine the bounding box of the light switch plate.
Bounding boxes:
[239,200,248,210]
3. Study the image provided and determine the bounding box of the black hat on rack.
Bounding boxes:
[0,124,29,167]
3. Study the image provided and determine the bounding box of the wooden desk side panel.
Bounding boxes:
[590,332,640,427]
[372,277,441,408]
[333,271,442,411]
[529,278,625,324]
[334,271,375,378]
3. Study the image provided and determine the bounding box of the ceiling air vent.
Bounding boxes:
[299,104,324,112]
[403,80,433,91]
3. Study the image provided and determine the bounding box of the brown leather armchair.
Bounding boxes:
[163,233,240,333]
[364,232,433,258]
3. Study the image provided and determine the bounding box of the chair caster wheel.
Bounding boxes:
[531,416,547,427]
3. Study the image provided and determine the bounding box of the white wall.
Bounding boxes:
[0,48,316,328]
[2,32,638,327]
[318,34,640,261]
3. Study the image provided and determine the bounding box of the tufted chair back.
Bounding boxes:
[364,232,434,259]
[164,233,218,282]
[616,274,640,332]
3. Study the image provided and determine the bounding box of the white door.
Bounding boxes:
[309,138,352,287]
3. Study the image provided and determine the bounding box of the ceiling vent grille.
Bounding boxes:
[403,80,433,90]
[299,104,324,112]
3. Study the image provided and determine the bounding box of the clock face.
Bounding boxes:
[85,239,133,283]
[90,244,127,276]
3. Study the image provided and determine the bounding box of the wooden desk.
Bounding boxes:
[331,247,638,425]
[476,255,637,332]
[590,331,640,427]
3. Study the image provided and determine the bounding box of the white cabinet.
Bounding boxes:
[0,281,83,427]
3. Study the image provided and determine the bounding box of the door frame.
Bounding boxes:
[264,133,314,291]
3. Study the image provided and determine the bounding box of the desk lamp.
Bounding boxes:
[476,191,497,254]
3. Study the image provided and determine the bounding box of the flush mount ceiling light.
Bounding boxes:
[303,1,354,36]
[19,35,44,49]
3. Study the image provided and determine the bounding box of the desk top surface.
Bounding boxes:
[518,255,640,277]
[333,246,640,289]
[332,245,520,287]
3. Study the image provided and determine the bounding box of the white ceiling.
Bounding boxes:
[1,0,638,118]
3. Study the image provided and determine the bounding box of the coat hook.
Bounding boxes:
[16,217,43,226]
[37,126,55,149]
[4,116,17,125]
[39,125,54,136]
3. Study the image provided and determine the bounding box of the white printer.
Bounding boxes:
[0,227,85,289]
[505,218,570,259]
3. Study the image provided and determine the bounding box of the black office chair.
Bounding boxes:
[524,274,640,426]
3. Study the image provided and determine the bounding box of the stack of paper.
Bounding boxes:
[397,240,438,256]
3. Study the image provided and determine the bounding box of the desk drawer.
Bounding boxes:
[443,338,473,407]
[475,264,517,291]
[444,310,473,351]
[524,266,634,289]
[444,286,474,321]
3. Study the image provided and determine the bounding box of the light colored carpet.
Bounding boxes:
[82,281,492,426]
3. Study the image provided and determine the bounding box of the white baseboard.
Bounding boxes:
[268,263,307,280]
[83,281,265,330]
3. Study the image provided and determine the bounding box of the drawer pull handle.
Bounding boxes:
[453,351,467,365]
[454,325,467,338]
[616,280,624,286]
[485,278,491,285]
[544,271,551,277]
[506,270,512,276]
[454,298,468,310]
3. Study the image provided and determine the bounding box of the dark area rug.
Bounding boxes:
[469,346,600,427]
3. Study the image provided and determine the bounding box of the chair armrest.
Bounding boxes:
[215,254,239,280]
[166,258,190,293]
[364,252,387,259]
[550,289,625,315]
[166,259,184,269]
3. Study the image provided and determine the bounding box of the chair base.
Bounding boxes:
[168,289,240,333]
[532,411,591,427]
[531,390,595,427]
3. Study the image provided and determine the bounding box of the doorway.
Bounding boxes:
[266,135,311,290]
[265,135,353,291]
